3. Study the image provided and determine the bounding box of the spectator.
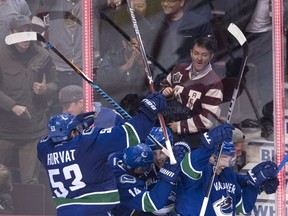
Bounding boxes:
[223,0,273,122]
[37,92,167,215]
[0,15,57,184]
[185,0,212,21]
[96,35,150,113]
[107,0,156,53]
[0,0,31,47]
[232,127,246,172]
[59,85,125,128]
[174,139,279,215]
[160,36,223,149]
[0,164,13,215]
[41,0,121,115]
[150,0,213,74]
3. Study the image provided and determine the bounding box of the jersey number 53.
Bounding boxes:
[48,164,86,198]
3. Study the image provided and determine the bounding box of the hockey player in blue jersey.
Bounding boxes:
[109,123,235,216]
[175,129,279,216]
[141,126,181,216]
[108,141,190,215]
[110,126,182,216]
[37,92,167,216]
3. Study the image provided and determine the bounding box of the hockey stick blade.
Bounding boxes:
[5,32,38,45]
[5,32,171,158]
[227,23,247,46]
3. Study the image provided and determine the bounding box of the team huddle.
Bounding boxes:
[37,92,279,216]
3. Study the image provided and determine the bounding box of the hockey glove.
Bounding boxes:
[159,142,190,185]
[138,92,167,121]
[173,141,191,159]
[247,160,278,188]
[71,111,96,131]
[260,177,279,194]
[200,123,234,149]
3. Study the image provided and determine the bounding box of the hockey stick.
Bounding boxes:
[200,23,248,216]
[126,0,176,165]
[277,153,288,173]
[5,32,130,119]
[5,32,170,156]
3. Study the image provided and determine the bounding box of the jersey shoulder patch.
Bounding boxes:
[120,174,137,184]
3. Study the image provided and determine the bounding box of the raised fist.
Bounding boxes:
[200,123,234,149]
[138,92,167,120]
[260,177,279,194]
[248,160,278,188]
[159,142,190,185]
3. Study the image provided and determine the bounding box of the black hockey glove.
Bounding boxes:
[200,123,234,149]
[138,92,167,121]
[159,141,190,185]
[247,160,278,189]
[260,177,279,194]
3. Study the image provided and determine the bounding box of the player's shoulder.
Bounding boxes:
[37,135,53,153]
[119,173,137,184]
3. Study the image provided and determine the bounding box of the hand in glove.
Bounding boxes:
[200,123,234,149]
[138,92,167,121]
[68,111,96,132]
[159,142,191,185]
[260,177,279,194]
[247,160,278,188]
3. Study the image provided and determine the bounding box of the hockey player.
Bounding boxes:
[37,92,167,216]
[175,137,279,215]
[109,142,189,215]
[110,123,235,215]
[142,126,180,216]
[109,127,177,216]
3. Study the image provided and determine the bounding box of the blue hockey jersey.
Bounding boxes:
[110,164,176,216]
[108,152,174,214]
[37,112,155,216]
[175,146,259,216]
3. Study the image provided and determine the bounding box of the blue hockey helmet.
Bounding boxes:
[48,113,75,143]
[123,143,154,172]
[48,112,96,143]
[217,141,236,167]
[145,127,173,151]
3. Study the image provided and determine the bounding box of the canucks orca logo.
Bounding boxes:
[213,195,233,215]
[120,174,136,184]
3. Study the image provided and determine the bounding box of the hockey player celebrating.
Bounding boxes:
[175,131,279,215]
[110,127,180,216]
[37,92,167,216]
[109,142,189,215]
[142,126,181,216]
[109,123,235,216]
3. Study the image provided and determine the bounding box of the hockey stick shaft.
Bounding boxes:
[243,84,261,120]
[126,0,176,164]
[100,12,168,74]
[5,32,170,156]
[200,23,248,216]
[277,153,288,173]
